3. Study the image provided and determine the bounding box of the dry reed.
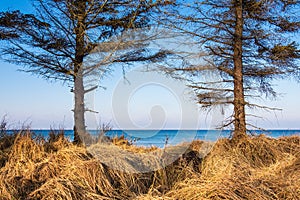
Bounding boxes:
[139,134,300,200]
[0,129,299,200]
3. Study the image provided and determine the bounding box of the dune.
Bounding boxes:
[0,130,299,199]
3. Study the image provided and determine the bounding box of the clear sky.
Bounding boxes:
[0,1,299,130]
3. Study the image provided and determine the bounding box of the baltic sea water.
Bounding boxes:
[27,129,300,148]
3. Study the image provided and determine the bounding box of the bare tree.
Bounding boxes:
[158,0,300,142]
[0,0,173,144]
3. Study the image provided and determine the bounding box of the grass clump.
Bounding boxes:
[140,134,300,200]
[0,131,146,199]
[0,118,17,168]
[0,130,205,199]
[0,128,299,200]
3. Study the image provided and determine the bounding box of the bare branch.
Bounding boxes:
[85,109,99,114]
[84,85,98,94]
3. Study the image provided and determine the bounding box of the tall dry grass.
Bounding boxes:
[0,129,203,199]
[138,134,300,200]
[0,126,299,200]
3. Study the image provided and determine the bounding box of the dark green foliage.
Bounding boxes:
[0,0,173,81]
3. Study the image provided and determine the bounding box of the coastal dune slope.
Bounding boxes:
[0,131,299,199]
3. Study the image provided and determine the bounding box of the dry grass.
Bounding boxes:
[139,134,300,200]
[0,129,299,200]
[0,131,156,199]
[0,130,203,199]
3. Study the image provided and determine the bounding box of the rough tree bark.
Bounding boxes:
[73,0,87,144]
[232,0,247,142]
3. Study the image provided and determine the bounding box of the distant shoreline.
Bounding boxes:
[6,129,300,148]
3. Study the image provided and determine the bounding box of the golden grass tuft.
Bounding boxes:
[138,134,300,200]
[1,131,299,199]
[0,131,203,199]
[111,134,159,153]
[0,132,146,199]
[0,132,16,168]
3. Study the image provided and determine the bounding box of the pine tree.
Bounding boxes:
[161,0,300,142]
[0,0,172,144]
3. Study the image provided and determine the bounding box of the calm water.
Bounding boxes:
[26,129,300,148]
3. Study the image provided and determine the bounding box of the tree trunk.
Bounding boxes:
[73,1,87,144]
[232,0,247,142]
[73,67,86,144]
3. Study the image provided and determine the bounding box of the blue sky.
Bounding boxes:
[0,1,299,130]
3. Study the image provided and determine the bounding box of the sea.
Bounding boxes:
[24,129,300,148]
